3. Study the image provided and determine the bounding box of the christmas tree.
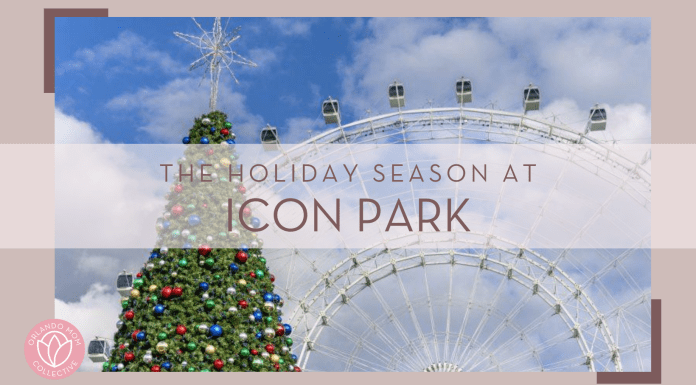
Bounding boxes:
[102,111,300,372]
[101,18,299,372]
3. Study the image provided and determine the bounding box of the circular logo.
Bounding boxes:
[24,319,85,379]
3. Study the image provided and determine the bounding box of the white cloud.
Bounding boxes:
[59,31,184,75]
[339,17,651,142]
[106,77,265,143]
[55,108,107,144]
[55,284,122,372]
[268,18,313,37]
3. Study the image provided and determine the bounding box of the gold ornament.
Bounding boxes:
[130,289,140,298]
[205,345,216,354]
[220,158,231,167]
[271,354,280,363]
[149,285,157,292]
[156,341,168,353]
[238,279,247,286]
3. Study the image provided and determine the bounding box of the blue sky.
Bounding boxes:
[55,17,651,145]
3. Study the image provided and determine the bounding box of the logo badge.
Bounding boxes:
[24,319,84,379]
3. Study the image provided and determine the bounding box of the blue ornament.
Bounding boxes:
[163,221,170,229]
[197,159,205,166]
[200,137,209,144]
[226,139,236,147]
[284,324,292,335]
[183,243,192,249]
[188,215,201,226]
[154,304,165,314]
[162,362,172,370]
[149,252,159,259]
[256,332,263,340]
[136,331,146,341]
[291,354,298,361]
[253,310,263,321]
[240,244,249,252]
[278,316,282,322]
[251,217,261,228]
[263,293,274,302]
[199,282,209,291]
[229,263,239,272]
[111,365,118,372]
[210,324,223,337]
[210,127,216,134]
[182,136,191,144]
[273,294,281,303]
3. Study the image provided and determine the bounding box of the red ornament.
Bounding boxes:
[294,366,302,372]
[265,344,275,354]
[275,324,285,336]
[238,300,248,309]
[239,185,247,194]
[221,129,229,136]
[174,184,183,193]
[161,286,172,299]
[171,205,183,216]
[151,365,161,372]
[242,206,251,217]
[198,245,212,256]
[270,274,275,283]
[124,310,134,320]
[136,272,143,278]
[207,149,215,156]
[131,330,140,341]
[124,352,135,362]
[236,251,248,264]
[119,344,126,350]
[176,325,187,335]
[274,363,280,371]
[250,349,259,356]
[249,272,256,279]
[172,287,183,297]
[202,203,208,208]
[213,359,224,370]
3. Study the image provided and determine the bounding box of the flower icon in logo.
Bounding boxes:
[36,331,73,368]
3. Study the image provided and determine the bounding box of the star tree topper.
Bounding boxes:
[174,17,257,111]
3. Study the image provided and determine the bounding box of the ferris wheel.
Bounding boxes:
[248,79,651,372]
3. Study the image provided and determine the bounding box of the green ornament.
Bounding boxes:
[218,232,227,238]
[224,122,232,128]
[286,337,293,346]
[133,278,144,288]
[255,270,265,279]
[259,257,267,264]
[171,230,181,238]
[157,332,167,341]
[252,357,263,370]
[230,155,236,160]
[187,204,195,210]
[188,367,195,372]
[231,220,238,227]
[205,300,215,309]
[265,316,274,324]
[240,348,250,357]
[188,235,197,242]
[102,362,109,370]
[121,301,129,309]
[178,259,188,267]
[278,358,285,365]
[214,274,221,280]
[150,295,158,303]
[187,342,197,351]
[201,369,210,372]
[205,257,214,267]
[219,177,228,182]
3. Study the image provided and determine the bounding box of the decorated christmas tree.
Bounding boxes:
[100,18,301,373]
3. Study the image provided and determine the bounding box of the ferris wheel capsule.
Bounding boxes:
[388,81,405,108]
[456,77,472,104]
[523,83,540,112]
[261,124,280,151]
[116,270,134,297]
[322,97,340,125]
[88,337,111,363]
[588,104,607,132]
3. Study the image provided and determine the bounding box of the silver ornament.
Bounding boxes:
[251,241,259,248]
[249,289,257,296]
[229,132,236,140]
[211,173,218,179]
[249,314,256,321]
[261,351,270,359]
[160,246,169,254]
[207,235,214,242]
[146,263,154,271]
[143,350,153,363]
[222,202,229,209]
[198,324,209,333]
[281,346,289,354]
[117,363,124,370]
[228,306,238,314]
[182,229,191,238]
[163,212,171,220]
[239,332,248,341]
[227,358,235,364]
[116,320,124,329]
[263,301,275,313]
[234,203,242,210]
[232,177,240,185]
[202,293,209,300]
[264,328,275,340]
[171,272,178,278]
[158,260,166,266]
[202,117,211,125]
[182,361,188,367]
[226,287,236,295]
